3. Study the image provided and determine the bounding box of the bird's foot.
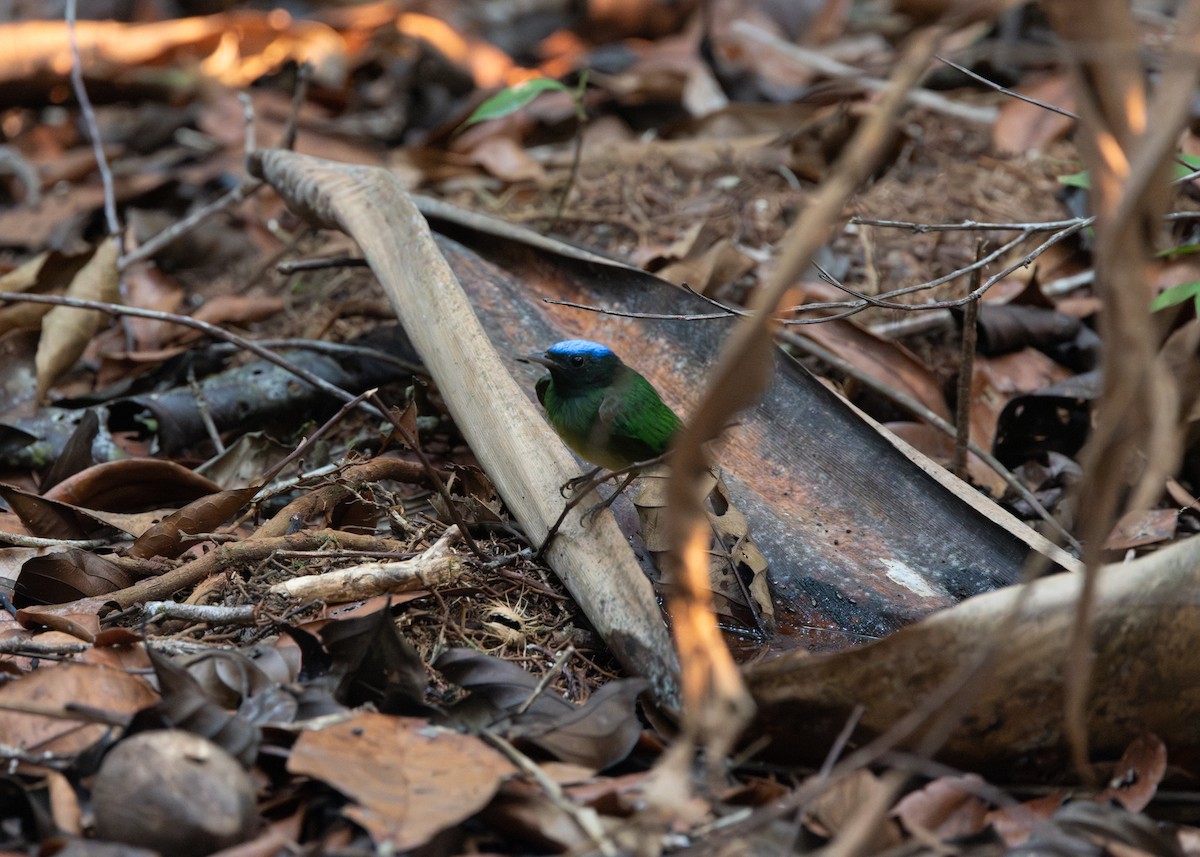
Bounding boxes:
[560,466,603,498]
[580,493,620,527]
[578,470,639,527]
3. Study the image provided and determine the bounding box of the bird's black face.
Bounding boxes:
[522,340,623,397]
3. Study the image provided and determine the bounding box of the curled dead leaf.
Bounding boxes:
[35,237,119,400]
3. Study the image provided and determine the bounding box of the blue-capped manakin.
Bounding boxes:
[521,340,682,472]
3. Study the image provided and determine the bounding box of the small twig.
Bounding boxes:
[934,54,1080,119]
[557,217,1091,326]
[119,183,266,271]
[92,529,407,609]
[0,531,114,549]
[198,338,424,376]
[366,392,486,562]
[803,262,893,310]
[850,215,1085,232]
[952,243,983,479]
[542,296,728,322]
[515,645,575,716]
[121,61,313,274]
[952,297,980,479]
[818,704,866,783]
[482,733,620,857]
[269,549,419,561]
[142,601,258,625]
[268,525,465,602]
[483,548,534,570]
[279,63,312,152]
[257,387,379,489]
[1042,269,1095,297]
[239,92,257,171]
[188,367,225,454]
[66,0,120,244]
[0,638,90,656]
[868,309,953,340]
[0,698,128,725]
[0,145,41,206]
[277,255,369,274]
[551,70,589,226]
[0,290,385,420]
[251,461,340,504]
[552,121,584,225]
[732,20,998,124]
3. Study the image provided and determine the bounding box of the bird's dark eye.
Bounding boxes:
[570,355,585,367]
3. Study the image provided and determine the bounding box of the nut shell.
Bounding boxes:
[92,730,257,857]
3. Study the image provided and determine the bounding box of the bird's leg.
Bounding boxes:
[581,470,638,525]
[537,467,614,559]
[536,452,673,558]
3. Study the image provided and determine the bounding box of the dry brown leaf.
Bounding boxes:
[657,237,756,294]
[467,136,546,182]
[46,769,83,836]
[122,263,185,352]
[288,712,516,851]
[12,608,99,641]
[0,250,92,337]
[985,792,1068,846]
[807,769,904,851]
[798,317,952,421]
[1158,319,1200,425]
[1104,508,1178,551]
[0,15,347,88]
[883,421,1000,493]
[0,662,157,771]
[14,550,136,606]
[631,465,773,628]
[1097,733,1167,812]
[892,774,989,840]
[0,253,55,336]
[191,294,286,328]
[0,482,125,540]
[632,222,704,269]
[127,486,256,560]
[969,348,1073,452]
[44,459,223,513]
[992,74,1077,154]
[35,236,119,400]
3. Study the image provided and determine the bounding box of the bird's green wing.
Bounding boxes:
[597,372,682,464]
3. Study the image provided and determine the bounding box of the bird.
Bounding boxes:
[521,340,682,473]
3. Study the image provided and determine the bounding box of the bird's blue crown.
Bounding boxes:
[548,340,614,358]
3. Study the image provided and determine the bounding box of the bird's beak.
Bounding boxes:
[518,352,555,369]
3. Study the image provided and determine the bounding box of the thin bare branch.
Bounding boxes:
[65,0,120,242]
[935,54,1080,119]
[0,290,385,419]
[732,21,997,124]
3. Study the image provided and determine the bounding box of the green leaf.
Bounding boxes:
[1151,279,1200,313]
[1156,242,1200,259]
[463,78,571,127]
[1058,169,1090,189]
[1174,154,1200,180]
